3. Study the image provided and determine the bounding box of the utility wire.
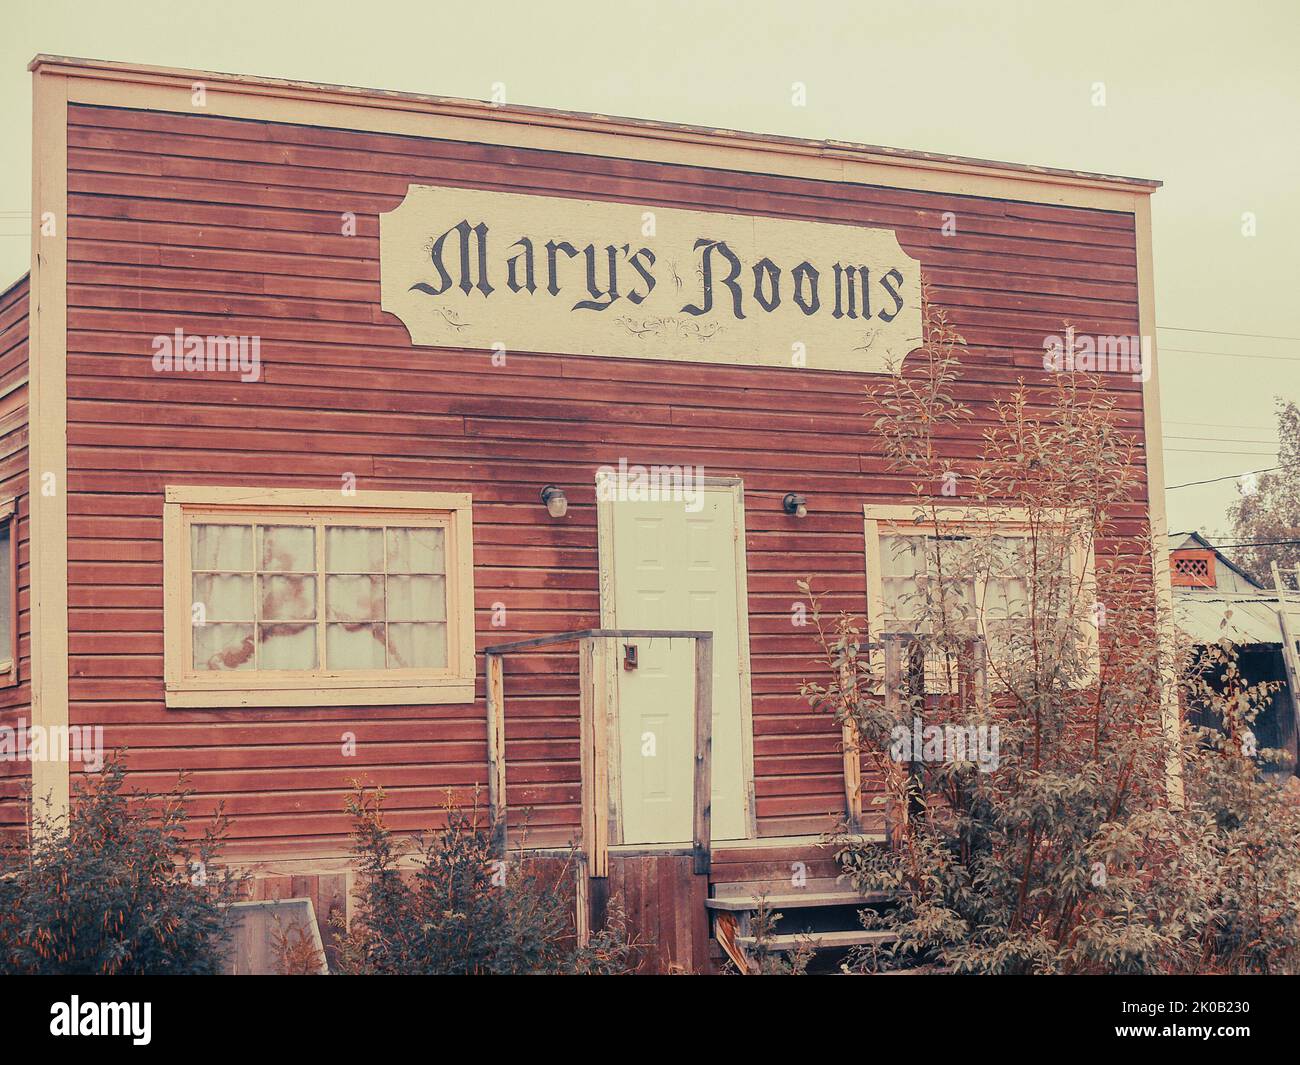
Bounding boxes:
[1190,538,1300,549]
[1166,448,1280,456]
[1166,462,1299,490]
[1160,325,1300,343]
[1168,419,1278,430]
[1165,435,1279,445]
[1162,347,1300,363]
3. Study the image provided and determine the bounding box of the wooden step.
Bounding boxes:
[705,890,891,912]
[712,875,845,897]
[734,930,897,950]
[710,833,885,863]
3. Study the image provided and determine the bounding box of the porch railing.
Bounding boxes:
[483,628,715,878]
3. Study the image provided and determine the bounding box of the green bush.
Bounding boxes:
[0,755,243,974]
[333,787,633,974]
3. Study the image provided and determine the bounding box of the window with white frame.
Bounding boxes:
[164,488,475,707]
[865,505,1096,687]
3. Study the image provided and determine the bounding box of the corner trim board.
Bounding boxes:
[27,67,70,817]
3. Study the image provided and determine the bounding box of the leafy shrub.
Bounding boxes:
[801,298,1300,974]
[333,786,633,974]
[0,755,243,974]
[1172,642,1300,973]
[270,914,326,975]
[737,897,814,975]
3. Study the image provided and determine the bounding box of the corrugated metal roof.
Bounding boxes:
[1173,594,1284,645]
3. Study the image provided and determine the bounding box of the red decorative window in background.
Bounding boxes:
[1172,550,1216,588]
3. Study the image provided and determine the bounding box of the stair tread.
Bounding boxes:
[734,929,896,948]
[705,890,890,911]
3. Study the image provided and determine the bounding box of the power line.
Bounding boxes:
[1166,462,1297,490]
[1167,419,1273,430]
[1162,346,1300,364]
[1159,325,1300,344]
[1166,447,1279,456]
[1165,435,1278,445]
[1195,538,1300,549]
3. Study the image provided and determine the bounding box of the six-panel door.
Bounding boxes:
[607,486,749,844]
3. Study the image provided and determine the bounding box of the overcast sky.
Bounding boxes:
[2,0,1296,538]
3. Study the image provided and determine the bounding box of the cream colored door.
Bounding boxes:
[606,485,750,844]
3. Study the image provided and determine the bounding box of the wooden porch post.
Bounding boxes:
[579,637,611,878]
[485,652,507,854]
[693,635,713,876]
[839,659,863,832]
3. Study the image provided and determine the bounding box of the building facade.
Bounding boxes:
[0,55,1170,970]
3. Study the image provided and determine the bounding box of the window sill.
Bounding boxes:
[164,679,475,708]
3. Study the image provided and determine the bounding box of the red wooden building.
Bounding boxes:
[0,55,1170,972]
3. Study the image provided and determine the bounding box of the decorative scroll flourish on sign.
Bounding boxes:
[380,184,922,374]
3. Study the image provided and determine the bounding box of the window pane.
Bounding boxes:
[388,622,447,669]
[260,574,317,621]
[259,526,315,572]
[932,537,973,578]
[387,527,445,574]
[880,534,976,627]
[387,574,446,622]
[193,573,253,622]
[258,623,318,669]
[928,539,976,617]
[327,623,386,669]
[881,536,921,627]
[882,577,921,625]
[192,524,252,571]
[326,527,384,573]
[986,577,1029,619]
[985,536,1070,618]
[193,623,255,671]
[880,535,922,578]
[327,574,385,621]
[988,535,1023,575]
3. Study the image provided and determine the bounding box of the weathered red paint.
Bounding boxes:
[0,102,1153,862]
[0,275,31,838]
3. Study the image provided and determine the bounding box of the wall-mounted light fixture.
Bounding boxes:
[782,492,808,518]
[541,485,569,519]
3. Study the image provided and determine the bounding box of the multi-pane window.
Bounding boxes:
[190,520,449,673]
[165,488,474,708]
[878,534,976,630]
[879,532,1070,660]
[865,506,1096,689]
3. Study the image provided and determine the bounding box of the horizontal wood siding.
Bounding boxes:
[0,274,31,837]
[62,103,1148,854]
